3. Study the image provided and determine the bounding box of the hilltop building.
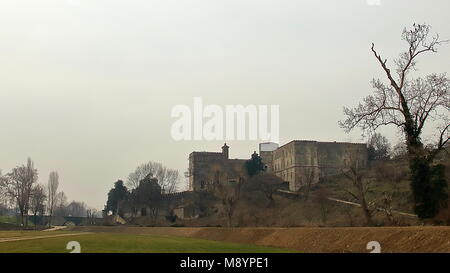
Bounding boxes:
[188,140,368,192]
[188,143,247,191]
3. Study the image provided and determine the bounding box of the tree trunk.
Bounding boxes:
[227,213,233,227]
[355,177,373,226]
[409,154,433,218]
[406,139,439,219]
[304,184,311,201]
[19,209,25,229]
[266,195,274,208]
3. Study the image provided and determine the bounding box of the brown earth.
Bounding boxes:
[72,225,450,253]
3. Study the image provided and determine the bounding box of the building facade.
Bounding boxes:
[188,144,247,192]
[261,140,368,191]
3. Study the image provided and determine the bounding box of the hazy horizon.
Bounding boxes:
[1,0,449,210]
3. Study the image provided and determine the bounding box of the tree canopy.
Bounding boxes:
[245,152,266,177]
[105,180,129,216]
[340,24,449,218]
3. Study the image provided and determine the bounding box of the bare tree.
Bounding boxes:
[53,191,68,217]
[379,192,395,225]
[343,206,355,227]
[0,170,8,210]
[127,161,180,194]
[30,184,46,229]
[373,161,408,193]
[367,133,391,161]
[391,141,408,159]
[4,158,38,228]
[86,208,98,225]
[340,24,449,218]
[66,201,87,217]
[342,155,375,226]
[209,164,247,227]
[303,167,319,201]
[47,171,59,227]
[0,170,15,215]
[314,187,331,225]
[215,178,244,227]
[244,173,284,207]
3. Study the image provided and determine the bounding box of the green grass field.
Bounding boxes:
[0,231,294,253]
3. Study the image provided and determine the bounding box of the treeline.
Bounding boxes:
[104,154,283,227]
[104,161,180,219]
[0,158,97,228]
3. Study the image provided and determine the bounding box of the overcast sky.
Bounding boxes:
[1,0,449,209]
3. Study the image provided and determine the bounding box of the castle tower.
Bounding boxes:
[222,143,229,159]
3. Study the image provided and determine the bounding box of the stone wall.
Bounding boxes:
[272,141,296,188]
[188,147,247,192]
[316,142,368,177]
[262,140,368,191]
[189,152,225,191]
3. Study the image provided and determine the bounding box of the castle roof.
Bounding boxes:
[275,140,366,150]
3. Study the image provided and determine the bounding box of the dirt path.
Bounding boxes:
[0,232,92,243]
[43,226,68,232]
[72,226,450,253]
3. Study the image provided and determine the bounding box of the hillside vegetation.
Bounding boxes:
[149,155,449,228]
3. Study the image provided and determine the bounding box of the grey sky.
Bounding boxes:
[1,0,449,209]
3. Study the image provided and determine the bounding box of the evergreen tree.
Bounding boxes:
[105,180,129,216]
[245,152,266,177]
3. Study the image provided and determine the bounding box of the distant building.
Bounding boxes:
[261,140,368,191]
[259,142,279,172]
[188,141,368,192]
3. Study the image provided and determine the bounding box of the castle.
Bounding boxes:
[188,140,368,192]
[188,143,248,191]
